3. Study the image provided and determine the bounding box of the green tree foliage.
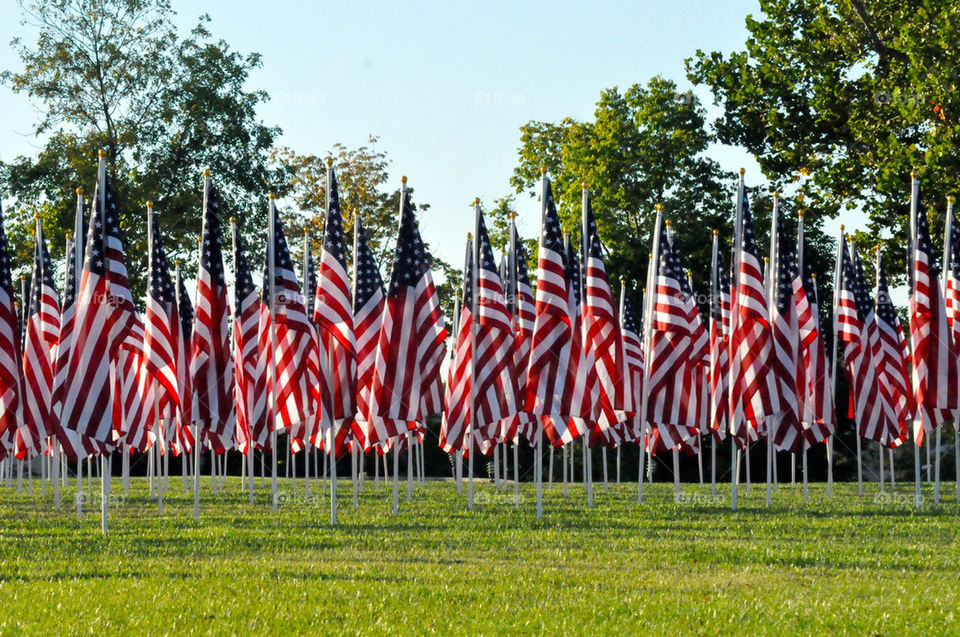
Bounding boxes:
[272,138,460,324]
[1,0,285,294]
[512,76,731,298]
[687,0,960,279]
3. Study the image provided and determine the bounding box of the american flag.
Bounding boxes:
[728,187,778,446]
[60,170,136,444]
[350,214,386,451]
[708,236,730,442]
[908,183,958,444]
[171,264,194,456]
[874,253,910,447]
[143,207,183,436]
[369,186,446,445]
[795,239,835,446]
[472,207,518,452]
[524,178,574,447]
[118,316,154,452]
[313,168,355,454]
[265,201,320,449]
[191,180,235,452]
[944,200,960,431]
[20,220,59,457]
[581,194,627,442]
[553,235,592,446]
[50,236,98,462]
[440,237,473,454]
[618,284,644,442]
[838,239,900,444]
[646,221,702,449]
[231,223,266,454]
[503,216,537,443]
[769,206,803,452]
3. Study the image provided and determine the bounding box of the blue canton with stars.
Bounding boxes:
[353,215,385,311]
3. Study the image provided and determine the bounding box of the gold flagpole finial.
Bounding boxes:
[203,169,211,178]
[656,203,663,211]
[401,175,408,185]
[325,157,333,168]
[98,149,106,159]
[739,167,745,176]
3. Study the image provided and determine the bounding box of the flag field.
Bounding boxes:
[0,480,957,634]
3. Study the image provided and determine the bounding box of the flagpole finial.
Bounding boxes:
[948,195,956,204]
[467,232,472,240]
[268,193,275,200]
[582,181,587,190]
[509,212,516,219]
[773,190,779,199]
[763,257,769,263]
[174,259,179,267]
[76,187,83,195]
[839,224,845,232]
[811,273,816,280]
[739,167,745,176]
[665,219,672,227]
[98,149,106,159]
[910,170,917,179]
[620,277,626,283]
[874,245,880,252]
[229,216,236,224]
[401,175,408,185]
[325,157,333,168]
[798,210,804,218]
[540,166,547,176]
[66,232,72,240]
[203,169,211,178]
[656,203,663,211]
[473,197,480,206]
[146,201,153,210]
[712,229,718,236]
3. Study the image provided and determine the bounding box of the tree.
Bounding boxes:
[272,138,460,324]
[686,0,960,278]
[1,0,285,294]
[512,76,731,297]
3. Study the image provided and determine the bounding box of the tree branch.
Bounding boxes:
[848,0,910,63]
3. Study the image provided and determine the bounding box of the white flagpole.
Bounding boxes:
[72,187,85,516]
[849,237,865,497]
[709,230,720,497]
[535,170,549,519]
[797,206,809,504]
[301,227,311,501]
[730,169,745,511]
[580,184,595,507]
[94,150,110,534]
[938,195,955,504]
[194,172,209,520]
[147,201,165,515]
[507,215,521,505]
[638,207,663,505]
[267,193,281,513]
[909,172,922,509]
[766,192,780,507]
[828,225,844,499]
[176,263,190,493]
[467,199,481,511]
[324,158,339,525]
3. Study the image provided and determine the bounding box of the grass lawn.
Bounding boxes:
[0,474,957,635]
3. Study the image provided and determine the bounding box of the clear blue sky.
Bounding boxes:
[0,0,865,271]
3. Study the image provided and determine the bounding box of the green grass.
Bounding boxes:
[0,475,958,635]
